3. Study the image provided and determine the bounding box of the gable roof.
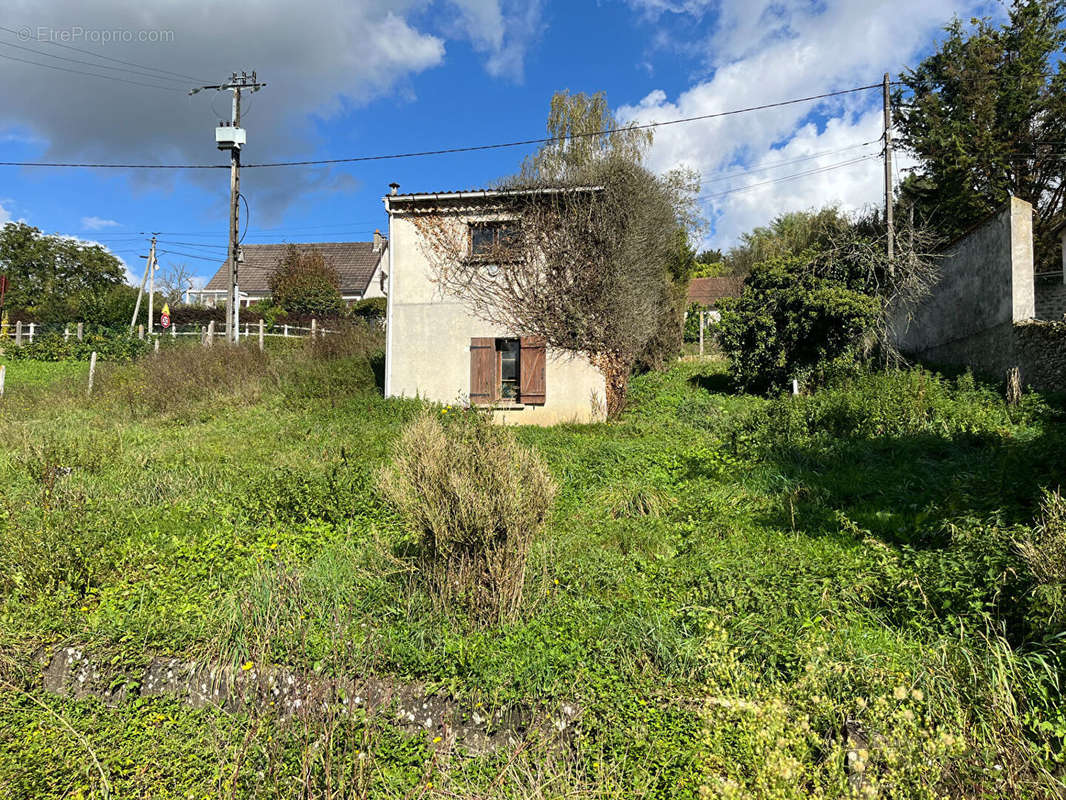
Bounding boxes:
[687,276,744,308]
[203,241,386,295]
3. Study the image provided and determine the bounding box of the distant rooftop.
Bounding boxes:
[384,185,604,206]
[203,241,386,296]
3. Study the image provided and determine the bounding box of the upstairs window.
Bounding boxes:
[469,221,520,261]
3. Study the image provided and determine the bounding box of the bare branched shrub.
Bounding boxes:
[377,409,557,625]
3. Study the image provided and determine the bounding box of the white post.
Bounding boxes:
[283,324,289,338]
[87,351,97,397]
[147,250,155,337]
[311,318,317,339]
[28,322,35,343]
[76,322,84,341]
[14,320,21,346]
[171,322,176,338]
[205,320,215,346]
[138,324,144,340]
[154,337,160,353]
[698,311,704,357]
[792,378,799,396]
[258,318,264,351]
[64,325,70,342]
[0,364,5,399]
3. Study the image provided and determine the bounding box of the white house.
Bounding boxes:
[191,233,388,307]
[383,186,608,425]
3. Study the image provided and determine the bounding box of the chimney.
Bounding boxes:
[389,182,400,196]
[373,229,385,253]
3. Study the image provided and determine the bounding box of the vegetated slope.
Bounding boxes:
[0,348,1063,798]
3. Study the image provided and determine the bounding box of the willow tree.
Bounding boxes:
[415,91,700,417]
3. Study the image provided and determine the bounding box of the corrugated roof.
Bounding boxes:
[203,241,386,295]
[687,276,744,308]
[384,186,604,205]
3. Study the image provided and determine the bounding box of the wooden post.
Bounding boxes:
[698,311,704,357]
[0,364,5,399]
[205,320,215,346]
[137,324,144,340]
[311,318,317,339]
[258,318,265,351]
[14,320,21,347]
[64,325,70,342]
[87,351,97,397]
[76,321,84,341]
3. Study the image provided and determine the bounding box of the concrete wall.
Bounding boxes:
[363,245,387,300]
[384,210,607,425]
[891,197,1035,354]
[889,197,1065,393]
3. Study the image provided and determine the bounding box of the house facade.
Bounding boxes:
[191,233,388,307]
[383,187,607,425]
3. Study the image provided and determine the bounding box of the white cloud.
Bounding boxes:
[619,0,997,249]
[81,216,120,230]
[0,202,10,225]
[0,0,542,218]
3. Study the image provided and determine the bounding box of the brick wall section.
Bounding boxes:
[1036,280,1066,321]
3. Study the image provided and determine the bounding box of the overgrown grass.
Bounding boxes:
[1,349,1064,797]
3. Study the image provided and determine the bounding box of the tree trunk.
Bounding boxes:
[594,353,631,420]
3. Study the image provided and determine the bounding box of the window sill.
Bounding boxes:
[473,403,526,410]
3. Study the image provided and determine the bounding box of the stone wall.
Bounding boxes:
[1036,279,1066,321]
[1013,320,1066,391]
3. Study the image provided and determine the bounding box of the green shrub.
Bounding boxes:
[377,409,557,625]
[717,254,880,393]
[349,296,387,319]
[4,331,148,362]
[269,245,344,316]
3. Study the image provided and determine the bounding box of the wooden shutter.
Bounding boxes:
[519,337,546,405]
[470,338,497,405]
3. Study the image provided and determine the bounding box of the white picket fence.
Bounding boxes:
[0,317,381,350]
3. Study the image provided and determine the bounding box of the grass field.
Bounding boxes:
[1,338,1064,798]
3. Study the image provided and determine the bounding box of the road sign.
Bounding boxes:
[160,303,171,329]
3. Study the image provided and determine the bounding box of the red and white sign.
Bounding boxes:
[160,303,171,329]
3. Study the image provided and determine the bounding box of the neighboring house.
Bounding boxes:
[686,276,743,309]
[889,197,1066,392]
[686,275,743,324]
[383,186,608,425]
[190,232,388,307]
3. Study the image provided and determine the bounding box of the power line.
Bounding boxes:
[702,140,878,185]
[0,37,191,88]
[0,82,885,170]
[0,48,182,92]
[700,155,880,200]
[0,25,213,83]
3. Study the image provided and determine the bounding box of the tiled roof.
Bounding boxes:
[203,241,386,295]
[687,276,744,308]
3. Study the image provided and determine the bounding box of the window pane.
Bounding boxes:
[471,225,495,256]
[499,339,519,399]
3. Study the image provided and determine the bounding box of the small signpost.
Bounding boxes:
[160,303,171,331]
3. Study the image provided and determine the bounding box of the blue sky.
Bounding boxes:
[1,0,996,286]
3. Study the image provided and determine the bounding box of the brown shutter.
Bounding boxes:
[519,337,546,405]
[470,338,497,405]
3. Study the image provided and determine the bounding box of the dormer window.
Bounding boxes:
[469,221,519,260]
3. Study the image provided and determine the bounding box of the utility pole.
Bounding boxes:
[883,72,895,267]
[130,235,156,334]
[190,71,266,343]
[147,237,157,336]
